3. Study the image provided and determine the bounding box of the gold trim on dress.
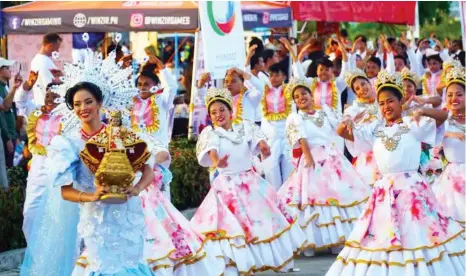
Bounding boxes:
[310,78,338,110]
[26,110,62,156]
[200,217,302,248]
[261,84,291,121]
[422,72,431,96]
[335,249,465,267]
[288,197,369,210]
[131,94,161,134]
[220,239,307,276]
[232,87,247,124]
[344,229,465,252]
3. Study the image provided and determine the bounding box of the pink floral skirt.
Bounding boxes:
[326,171,465,276]
[432,162,465,226]
[141,182,224,276]
[279,145,370,251]
[191,170,307,275]
[353,150,381,187]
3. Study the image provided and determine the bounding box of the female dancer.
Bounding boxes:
[192,88,306,275]
[401,68,444,184]
[131,56,177,200]
[432,66,465,227]
[343,69,382,186]
[22,87,62,242]
[279,78,370,257]
[327,70,464,275]
[59,81,156,275]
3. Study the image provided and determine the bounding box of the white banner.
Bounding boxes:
[199,1,245,79]
[461,1,466,50]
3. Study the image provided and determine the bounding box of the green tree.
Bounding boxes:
[418,1,451,27]
[342,23,408,41]
[420,11,462,40]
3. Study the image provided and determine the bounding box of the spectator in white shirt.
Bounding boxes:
[28,33,62,106]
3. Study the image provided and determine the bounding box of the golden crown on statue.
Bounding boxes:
[80,120,150,204]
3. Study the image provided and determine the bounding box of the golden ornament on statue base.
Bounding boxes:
[80,111,151,204]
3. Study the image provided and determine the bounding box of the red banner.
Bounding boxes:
[289,1,415,25]
[316,22,339,35]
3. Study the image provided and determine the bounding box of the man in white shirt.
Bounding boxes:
[449,40,465,66]
[354,35,368,60]
[29,33,62,106]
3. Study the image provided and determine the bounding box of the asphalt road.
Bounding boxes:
[257,254,335,276]
[0,254,336,276]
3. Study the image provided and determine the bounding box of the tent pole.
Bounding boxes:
[187,31,200,141]
[0,36,6,58]
[174,32,179,81]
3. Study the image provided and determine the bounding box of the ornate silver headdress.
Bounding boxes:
[51,36,138,133]
[285,78,309,96]
[205,88,233,109]
[344,68,368,88]
[443,58,462,71]
[444,66,465,88]
[375,70,404,97]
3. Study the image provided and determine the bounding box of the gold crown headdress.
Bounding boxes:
[285,78,309,97]
[344,68,368,88]
[444,66,466,88]
[375,70,404,97]
[400,68,420,86]
[443,59,462,71]
[205,88,233,109]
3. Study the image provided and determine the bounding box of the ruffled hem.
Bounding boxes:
[140,187,223,275]
[293,202,366,251]
[202,220,307,275]
[431,163,465,226]
[73,261,156,276]
[146,240,224,276]
[326,233,466,276]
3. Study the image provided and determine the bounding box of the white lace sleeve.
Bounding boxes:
[196,126,220,167]
[353,120,379,149]
[405,116,437,146]
[286,114,306,149]
[322,104,341,129]
[243,120,267,154]
[46,135,80,188]
[138,132,171,168]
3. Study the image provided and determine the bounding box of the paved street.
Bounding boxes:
[258,254,335,276]
[0,254,336,276]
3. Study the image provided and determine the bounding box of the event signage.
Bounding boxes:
[199,1,245,79]
[242,8,291,30]
[3,10,198,34]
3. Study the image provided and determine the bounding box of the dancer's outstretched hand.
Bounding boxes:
[216,154,229,168]
[304,155,315,169]
[259,141,271,159]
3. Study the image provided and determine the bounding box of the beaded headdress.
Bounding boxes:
[285,78,309,97]
[51,38,138,133]
[444,66,466,88]
[344,68,368,88]
[400,68,420,86]
[205,88,233,110]
[443,58,462,71]
[375,70,404,97]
